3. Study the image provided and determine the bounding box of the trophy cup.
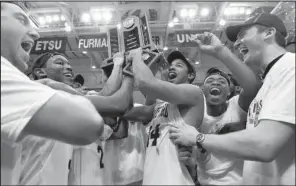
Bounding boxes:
[101,13,168,77]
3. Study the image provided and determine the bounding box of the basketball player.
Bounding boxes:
[169,13,295,185]
[1,2,105,185]
[69,52,136,185]
[19,51,133,185]
[103,103,147,185]
[124,48,204,185]
[189,68,248,185]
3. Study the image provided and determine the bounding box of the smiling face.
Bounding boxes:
[167,59,193,84]
[45,55,74,83]
[203,74,230,105]
[1,3,40,72]
[34,55,74,83]
[235,25,266,71]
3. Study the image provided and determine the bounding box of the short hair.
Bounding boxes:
[255,24,286,48]
[31,52,64,80]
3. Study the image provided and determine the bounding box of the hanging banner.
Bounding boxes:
[31,37,67,54]
[152,35,164,48]
[166,30,208,47]
[77,34,108,51]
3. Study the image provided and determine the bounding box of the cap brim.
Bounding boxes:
[226,23,251,42]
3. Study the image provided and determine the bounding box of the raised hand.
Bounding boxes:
[193,32,224,56]
[127,47,143,62]
[113,52,125,66]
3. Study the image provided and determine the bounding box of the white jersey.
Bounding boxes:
[143,102,194,185]
[69,140,108,185]
[198,95,246,185]
[69,125,113,185]
[1,56,56,185]
[243,52,295,185]
[104,121,147,185]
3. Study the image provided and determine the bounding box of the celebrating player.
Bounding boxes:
[124,48,204,185]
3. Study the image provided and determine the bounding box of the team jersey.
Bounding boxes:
[69,124,113,185]
[142,101,194,185]
[69,140,108,185]
[104,121,147,185]
[197,95,245,185]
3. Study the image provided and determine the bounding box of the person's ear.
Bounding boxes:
[33,68,47,79]
[263,27,276,41]
[188,73,195,82]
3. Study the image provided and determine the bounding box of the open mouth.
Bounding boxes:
[168,71,177,80]
[64,72,73,78]
[21,41,33,53]
[209,88,221,96]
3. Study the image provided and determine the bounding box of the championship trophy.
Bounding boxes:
[101,13,168,77]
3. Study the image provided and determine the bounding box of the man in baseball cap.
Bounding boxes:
[226,12,287,43]
[168,12,295,185]
[225,12,287,74]
[166,50,196,84]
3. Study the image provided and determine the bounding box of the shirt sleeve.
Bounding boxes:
[1,58,57,145]
[258,67,295,125]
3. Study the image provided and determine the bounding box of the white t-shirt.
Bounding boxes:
[19,137,72,185]
[68,125,113,185]
[198,95,246,185]
[1,56,57,185]
[243,52,295,185]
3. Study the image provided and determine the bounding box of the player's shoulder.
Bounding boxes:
[276,52,295,71]
[1,56,21,74]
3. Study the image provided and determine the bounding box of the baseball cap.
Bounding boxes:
[167,51,196,83]
[226,13,287,42]
[204,67,231,85]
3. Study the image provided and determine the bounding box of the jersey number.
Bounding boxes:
[147,124,160,147]
[97,145,104,169]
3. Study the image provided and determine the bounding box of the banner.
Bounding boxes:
[166,30,208,47]
[31,37,67,54]
[152,35,163,48]
[77,34,108,51]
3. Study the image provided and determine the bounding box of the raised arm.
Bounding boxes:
[86,76,134,117]
[194,32,262,111]
[123,104,155,123]
[130,48,203,106]
[98,52,124,96]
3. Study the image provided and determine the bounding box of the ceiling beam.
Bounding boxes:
[163,2,174,47]
[212,2,229,31]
